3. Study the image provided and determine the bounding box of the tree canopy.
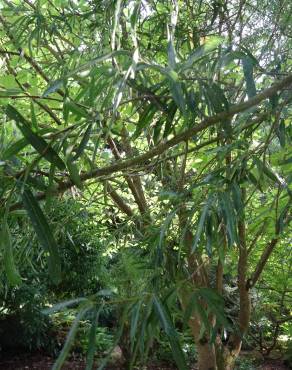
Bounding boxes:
[0,1,291,369]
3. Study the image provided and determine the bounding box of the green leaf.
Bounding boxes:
[97,308,127,370]
[2,138,28,160]
[0,88,23,96]
[86,304,103,370]
[247,170,263,192]
[67,159,83,189]
[43,79,63,97]
[60,50,131,81]
[163,102,177,138]
[205,211,213,256]
[30,102,38,131]
[65,101,89,118]
[199,288,229,328]
[42,297,88,314]
[205,82,229,113]
[276,199,291,234]
[130,1,141,29]
[22,188,61,284]
[6,105,65,170]
[153,296,187,370]
[242,57,256,98]
[216,50,248,69]
[254,158,282,185]
[53,306,91,370]
[133,104,157,139]
[280,156,292,165]
[192,198,211,252]
[73,123,92,161]
[180,36,224,71]
[167,39,176,70]
[183,292,198,329]
[219,192,238,246]
[276,120,286,147]
[26,175,48,191]
[231,183,243,218]
[130,300,142,350]
[168,76,186,114]
[159,209,177,249]
[0,221,22,286]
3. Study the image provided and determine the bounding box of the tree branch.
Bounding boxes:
[8,74,292,211]
[0,15,65,97]
[107,137,148,215]
[106,183,134,217]
[247,197,291,289]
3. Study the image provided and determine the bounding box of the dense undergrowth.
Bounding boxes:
[0,200,291,368]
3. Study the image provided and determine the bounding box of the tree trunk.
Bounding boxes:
[197,342,217,370]
[190,325,241,370]
[215,342,241,370]
[188,311,217,370]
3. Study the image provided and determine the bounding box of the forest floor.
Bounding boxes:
[0,350,290,370]
[259,360,290,370]
[0,355,290,370]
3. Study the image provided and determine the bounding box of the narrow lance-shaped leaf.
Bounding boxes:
[85,304,104,370]
[231,183,243,218]
[199,288,230,328]
[130,300,142,349]
[216,50,248,69]
[167,21,176,70]
[0,221,22,286]
[53,306,91,370]
[166,69,186,114]
[192,197,212,252]
[42,297,88,315]
[6,105,65,170]
[219,192,238,246]
[133,104,157,140]
[276,198,292,234]
[153,296,187,370]
[65,100,89,118]
[254,157,284,186]
[276,120,286,148]
[2,138,28,160]
[22,188,61,284]
[180,36,224,71]
[280,156,292,165]
[183,292,198,329]
[0,88,23,96]
[66,158,83,189]
[130,0,141,28]
[97,308,127,370]
[73,123,93,161]
[242,56,257,98]
[205,211,213,256]
[30,102,38,130]
[159,209,177,249]
[43,79,63,97]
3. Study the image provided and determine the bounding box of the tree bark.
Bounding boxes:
[197,343,217,370]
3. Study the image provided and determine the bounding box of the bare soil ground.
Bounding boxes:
[0,353,289,369]
[0,353,176,370]
[259,359,290,370]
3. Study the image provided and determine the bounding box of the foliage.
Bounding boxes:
[0,284,57,353]
[234,357,257,370]
[53,309,114,355]
[283,341,292,367]
[0,0,291,369]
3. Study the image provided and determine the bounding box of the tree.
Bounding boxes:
[0,1,291,369]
